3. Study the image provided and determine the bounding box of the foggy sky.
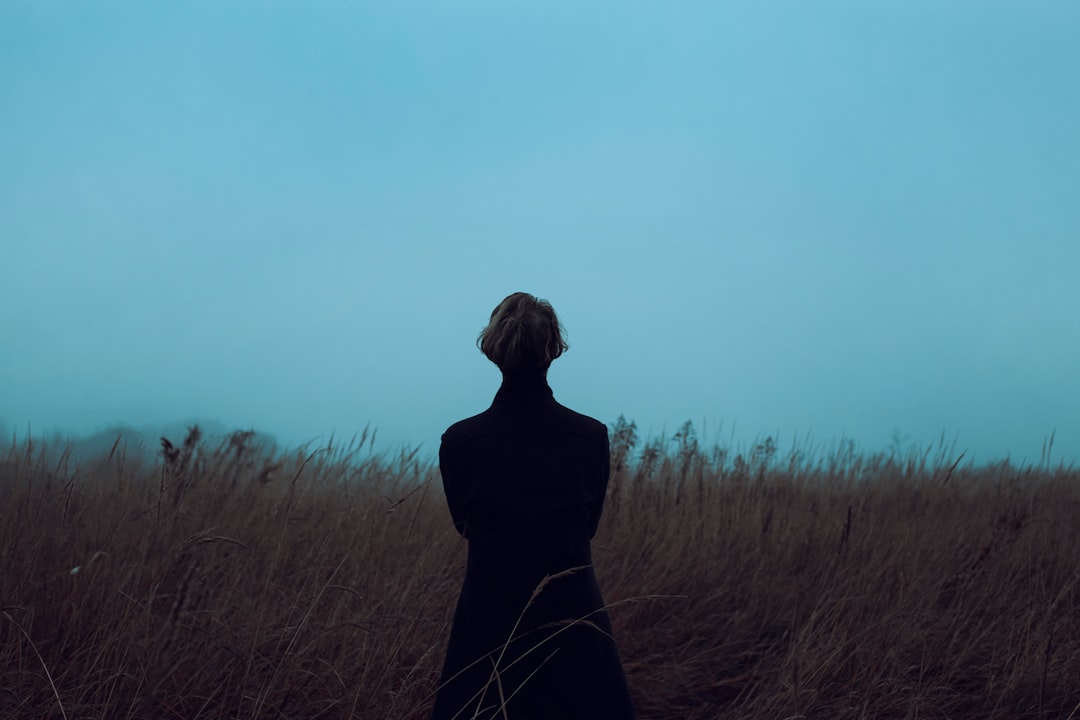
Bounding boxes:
[2,1,1078,466]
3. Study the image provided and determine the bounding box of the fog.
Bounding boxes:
[3,2,1078,467]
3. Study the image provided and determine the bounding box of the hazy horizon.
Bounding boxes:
[3,2,1078,467]
[8,409,1067,467]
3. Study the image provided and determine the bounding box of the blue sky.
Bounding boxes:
[2,1,1078,466]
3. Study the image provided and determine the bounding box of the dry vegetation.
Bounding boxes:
[2,421,1078,719]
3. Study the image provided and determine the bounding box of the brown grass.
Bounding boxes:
[1,421,1078,719]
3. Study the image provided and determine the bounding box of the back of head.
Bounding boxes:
[478,292,568,375]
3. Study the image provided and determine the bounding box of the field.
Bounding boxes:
[2,421,1078,719]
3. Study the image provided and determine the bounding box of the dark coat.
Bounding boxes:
[431,373,635,720]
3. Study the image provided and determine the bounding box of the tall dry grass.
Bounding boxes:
[1,421,1078,719]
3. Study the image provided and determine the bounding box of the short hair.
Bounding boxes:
[477,292,568,374]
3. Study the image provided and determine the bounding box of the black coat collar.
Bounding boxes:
[492,372,553,405]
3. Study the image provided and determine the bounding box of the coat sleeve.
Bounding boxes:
[439,435,468,537]
[588,428,612,539]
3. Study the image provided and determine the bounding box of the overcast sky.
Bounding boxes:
[2,1,1078,467]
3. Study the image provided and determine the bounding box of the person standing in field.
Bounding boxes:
[430,292,635,720]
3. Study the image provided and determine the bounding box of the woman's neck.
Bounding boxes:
[497,370,550,395]
[501,370,546,385]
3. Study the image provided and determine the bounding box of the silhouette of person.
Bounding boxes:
[430,292,636,720]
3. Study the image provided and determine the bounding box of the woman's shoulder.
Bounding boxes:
[550,402,609,444]
[441,411,489,449]
[441,403,607,451]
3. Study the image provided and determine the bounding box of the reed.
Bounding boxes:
[1,422,1077,719]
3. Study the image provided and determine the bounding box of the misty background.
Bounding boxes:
[2,2,1078,467]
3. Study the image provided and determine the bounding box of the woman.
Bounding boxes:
[431,292,635,720]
